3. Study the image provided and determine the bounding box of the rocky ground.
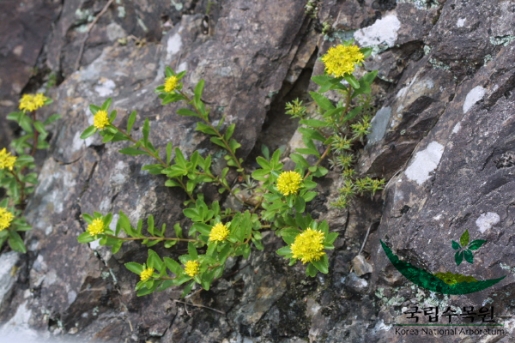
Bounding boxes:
[1,0,515,342]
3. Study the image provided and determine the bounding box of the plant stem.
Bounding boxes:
[30,111,39,156]
[178,90,245,174]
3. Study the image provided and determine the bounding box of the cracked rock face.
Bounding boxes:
[3,0,515,342]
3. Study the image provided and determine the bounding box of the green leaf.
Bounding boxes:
[302,191,317,202]
[188,242,198,259]
[181,281,195,297]
[165,66,173,77]
[196,122,217,136]
[125,262,144,275]
[80,126,97,139]
[147,249,164,271]
[455,251,464,266]
[127,111,137,133]
[276,246,291,257]
[101,98,112,111]
[119,147,147,156]
[8,231,26,253]
[294,196,306,213]
[309,92,334,111]
[311,255,329,274]
[460,230,470,247]
[344,74,360,89]
[451,240,461,250]
[224,123,236,140]
[174,223,183,238]
[298,127,326,142]
[299,119,328,128]
[43,114,61,126]
[147,215,155,235]
[164,257,182,275]
[463,250,474,264]
[6,111,21,122]
[468,239,486,250]
[177,108,198,117]
[306,263,318,277]
[77,232,95,243]
[342,106,362,123]
[194,79,205,107]
[89,104,101,114]
[33,120,46,134]
[142,119,150,143]
[290,153,310,169]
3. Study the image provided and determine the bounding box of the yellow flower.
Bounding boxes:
[321,44,365,78]
[209,222,230,242]
[140,267,154,281]
[184,260,200,277]
[0,207,14,231]
[0,148,17,171]
[87,218,105,236]
[291,228,325,264]
[93,110,110,130]
[276,171,302,196]
[18,93,48,112]
[164,75,179,92]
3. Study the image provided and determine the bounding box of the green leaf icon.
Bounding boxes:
[455,250,464,266]
[460,230,470,246]
[468,239,486,250]
[463,250,474,264]
[451,240,461,250]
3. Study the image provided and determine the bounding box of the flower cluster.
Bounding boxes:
[19,93,48,112]
[164,75,179,93]
[276,171,302,196]
[87,218,105,236]
[140,267,154,281]
[291,228,325,264]
[184,260,200,277]
[93,110,110,130]
[0,207,14,231]
[0,148,16,171]
[321,44,364,78]
[209,222,229,242]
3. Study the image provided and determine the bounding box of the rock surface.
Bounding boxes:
[2,0,515,342]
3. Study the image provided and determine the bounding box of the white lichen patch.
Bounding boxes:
[67,290,77,304]
[457,18,466,27]
[405,141,445,185]
[463,86,486,113]
[72,131,84,152]
[110,161,129,185]
[167,32,182,56]
[177,61,188,73]
[452,122,461,134]
[94,78,116,97]
[354,14,401,49]
[106,22,126,41]
[475,212,500,233]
